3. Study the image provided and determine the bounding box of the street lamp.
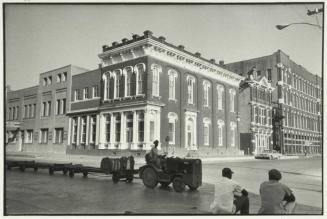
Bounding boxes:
[276,22,322,30]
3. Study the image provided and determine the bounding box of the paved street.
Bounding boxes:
[5,157,322,215]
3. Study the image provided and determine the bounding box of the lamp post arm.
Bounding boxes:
[276,22,322,30]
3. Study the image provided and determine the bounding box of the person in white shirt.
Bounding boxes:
[210,167,249,214]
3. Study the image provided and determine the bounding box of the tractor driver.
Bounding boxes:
[150,140,161,168]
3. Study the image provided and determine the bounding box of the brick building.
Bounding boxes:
[66,30,245,157]
[238,68,275,155]
[225,50,322,155]
[6,65,89,154]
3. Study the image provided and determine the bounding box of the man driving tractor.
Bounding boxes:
[149,140,161,167]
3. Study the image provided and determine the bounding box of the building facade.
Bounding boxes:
[225,50,322,155]
[66,30,245,157]
[238,68,275,155]
[6,65,89,154]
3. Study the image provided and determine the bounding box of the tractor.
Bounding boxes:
[139,154,202,192]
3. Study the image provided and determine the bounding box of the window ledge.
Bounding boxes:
[169,99,178,103]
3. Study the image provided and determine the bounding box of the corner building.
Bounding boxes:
[225,50,322,155]
[67,30,244,156]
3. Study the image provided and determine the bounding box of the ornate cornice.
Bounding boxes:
[98,38,244,87]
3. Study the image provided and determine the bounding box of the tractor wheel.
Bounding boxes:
[112,173,120,183]
[160,182,170,187]
[173,177,185,192]
[19,165,26,172]
[142,167,158,188]
[188,185,198,191]
[49,168,54,175]
[83,171,88,178]
[69,170,75,177]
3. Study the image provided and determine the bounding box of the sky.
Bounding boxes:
[5,3,323,90]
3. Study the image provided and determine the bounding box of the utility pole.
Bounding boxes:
[307,8,323,16]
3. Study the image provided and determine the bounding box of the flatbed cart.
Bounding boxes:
[48,163,73,175]
[67,165,103,178]
[6,160,38,172]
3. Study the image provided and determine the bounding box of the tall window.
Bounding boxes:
[81,117,87,144]
[62,72,67,82]
[187,75,195,104]
[43,78,47,86]
[24,105,28,118]
[32,104,36,118]
[230,122,236,147]
[62,99,66,114]
[135,64,145,95]
[16,106,19,119]
[116,72,120,98]
[203,118,211,146]
[25,130,33,143]
[56,99,60,115]
[105,114,111,143]
[115,114,121,142]
[203,80,210,107]
[151,64,162,97]
[125,67,133,97]
[57,74,61,83]
[47,101,51,116]
[40,129,48,144]
[72,118,78,144]
[83,88,88,100]
[217,120,224,146]
[90,116,96,144]
[217,85,224,110]
[48,76,52,85]
[74,90,79,101]
[168,69,178,100]
[126,113,133,143]
[168,112,178,144]
[229,89,236,112]
[138,112,144,142]
[55,128,64,144]
[267,69,272,81]
[93,86,99,98]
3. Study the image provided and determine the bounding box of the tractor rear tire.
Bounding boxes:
[173,177,185,192]
[142,167,158,188]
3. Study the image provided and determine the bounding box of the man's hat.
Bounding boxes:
[222,167,234,175]
[268,169,282,181]
[153,140,159,145]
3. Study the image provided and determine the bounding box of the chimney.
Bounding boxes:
[219,60,224,66]
[112,41,119,47]
[132,34,140,40]
[102,45,109,52]
[210,59,216,64]
[143,30,153,38]
[158,36,166,42]
[195,52,201,57]
[122,38,129,44]
[178,45,185,50]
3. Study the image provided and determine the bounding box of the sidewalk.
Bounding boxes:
[5,151,322,214]
[5,151,306,166]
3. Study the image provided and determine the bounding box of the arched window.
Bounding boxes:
[168,112,178,144]
[151,64,162,97]
[187,75,196,104]
[203,117,211,146]
[229,89,236,112]
[217,120,225,147]
[135,63,146,95]
[203,80,210,107]
[123,66,134,97]
[217,84,224,110]
[168,69,178,100]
